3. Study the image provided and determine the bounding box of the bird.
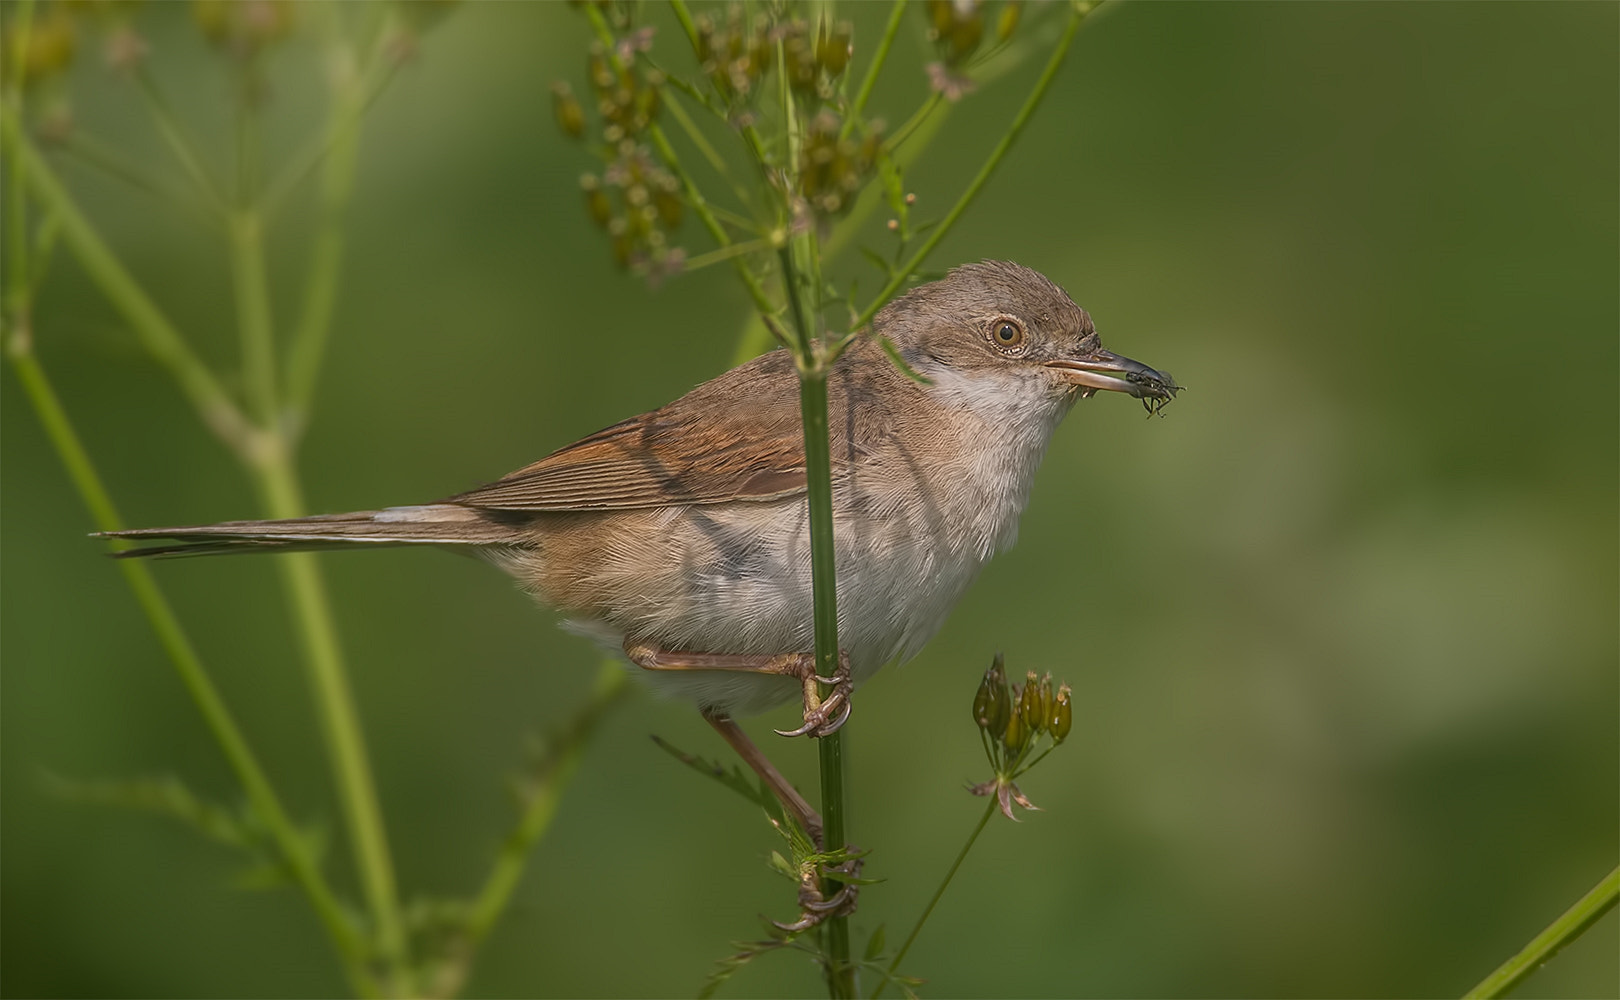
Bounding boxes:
[100,260,1177,856]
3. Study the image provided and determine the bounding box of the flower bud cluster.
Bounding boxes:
[797,110,882,220]
[926,0,1020,67]
[3,6,77,85]
[693,7,775,104]
[975,657,1070,757]
[193,0,297,58]
[694,10,854,108]
[970,655,1071,817]
[555,34,685,279]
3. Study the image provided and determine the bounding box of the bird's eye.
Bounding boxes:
[993,320,1025,349]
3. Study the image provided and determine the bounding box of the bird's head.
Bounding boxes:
[878,260,1179,419]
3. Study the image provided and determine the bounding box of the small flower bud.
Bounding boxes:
[1051,683,1073,743]
[7,9,76,84]
[1003,699,1028,755]
[996,0,1022,42]
[887,219,899,231]
[652,178,683,229]
[580,175,612,228]
[1019,671,1043,733]
[552,82,585,139]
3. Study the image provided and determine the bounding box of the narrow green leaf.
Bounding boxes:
[878,333,934,385]
[864,924,887,962]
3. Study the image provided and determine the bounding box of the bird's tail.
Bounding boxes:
[97,504,529,558]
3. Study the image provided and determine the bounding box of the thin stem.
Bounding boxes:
[668,0,702,55]
[285,43,369,427]
[56,131,217,230]
[841,0,909,141]
[253,446,413,992]
[4,1,35,314]
[587,2,777,319]
[133,67,227,212]
[871,798,999,1000]
[1,334,379,999]
[853,2,1092,330]
[464,665,630,943]
[2,122,256,457]
[1463,866,1620,1000]
[229,209,279,426]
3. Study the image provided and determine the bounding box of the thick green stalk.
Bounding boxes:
[224,74,410,986]
[1463,866,1620,999]
[779,238,854,997]
[252,411,412,993]
[852,2,1093,329]
[1,329,376,998]
[872,798,997,999]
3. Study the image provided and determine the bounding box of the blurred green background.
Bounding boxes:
[3,1,1615,997]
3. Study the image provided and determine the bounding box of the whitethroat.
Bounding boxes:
[101,260,1177,873]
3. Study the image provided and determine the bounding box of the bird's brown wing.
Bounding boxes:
[446,350,853,511]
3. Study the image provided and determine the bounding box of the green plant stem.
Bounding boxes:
[134,67,226,214]
[4,2,34,310]
[251,446,412,992]
[465,665,630,943]
[2,121,256,457]
[842,0,909,141]
[229,210,280,426]
[1463,866,1620,1000]
[778,238,854,998]
[57,131,215,229]
[852,1,1092,330]
[871,797,999,1000]
[1,329,378,1000]
[285,55,367,427]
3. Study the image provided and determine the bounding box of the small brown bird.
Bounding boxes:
[101,260,1177,854]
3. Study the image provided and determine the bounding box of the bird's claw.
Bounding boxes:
[772,855,863,933]
[775,652,854,739]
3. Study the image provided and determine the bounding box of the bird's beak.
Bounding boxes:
[1045,347,1181,411]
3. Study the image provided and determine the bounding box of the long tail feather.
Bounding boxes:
[97,504,531,559]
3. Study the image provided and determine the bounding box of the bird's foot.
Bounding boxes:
[776,650,853,739]
[773,854,863,933]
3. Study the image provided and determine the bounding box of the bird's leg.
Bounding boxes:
[703,709,861,932]
[622,640,854,739]
[701,708,823,845]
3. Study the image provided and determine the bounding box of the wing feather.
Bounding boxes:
[447,350,844,512]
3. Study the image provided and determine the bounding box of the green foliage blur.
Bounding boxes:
[2,2,1615,997]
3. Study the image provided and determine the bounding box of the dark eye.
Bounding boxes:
[993,320,1024,348]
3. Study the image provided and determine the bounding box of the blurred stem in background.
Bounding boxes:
[0,3,629,996]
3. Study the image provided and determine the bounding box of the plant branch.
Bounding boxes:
[842,0,909,141]
[1463,866,1620,1000]
[284,41,371,428]
[852,1,1094,330]
[133,67,227,213]
[464,665,631,943]
[2,120,257,458]
[256,447,413,993]
[588,2,776,319]
[872,798,997,999]
[0,298,376,999]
